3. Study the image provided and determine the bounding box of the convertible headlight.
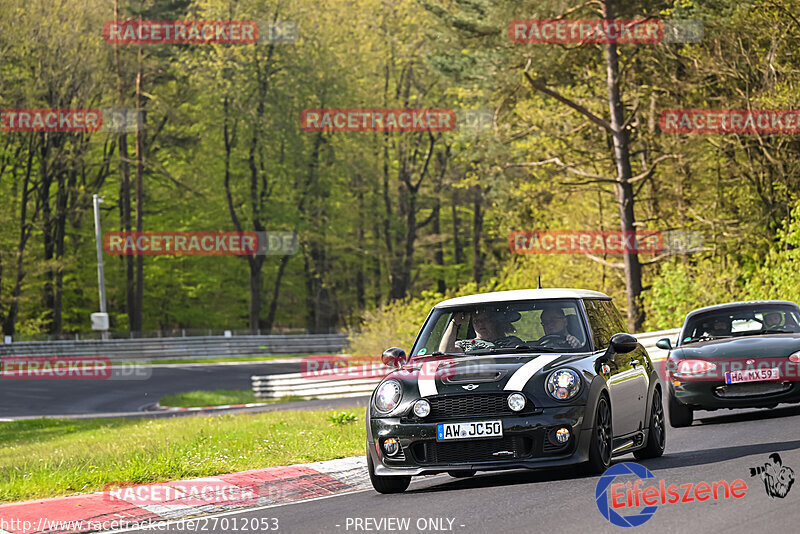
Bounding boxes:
[546,369,581,401]
[789,351,800,363]
[375,380,402,413]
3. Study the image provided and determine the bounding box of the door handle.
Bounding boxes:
[630,359,640,367]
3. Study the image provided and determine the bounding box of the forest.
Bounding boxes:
[1,0,799,343]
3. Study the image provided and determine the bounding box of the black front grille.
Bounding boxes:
[427,394,514,419]
[412,436,532,464]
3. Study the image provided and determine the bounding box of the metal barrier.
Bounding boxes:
[0,334,349,361]
[250,328,682,400]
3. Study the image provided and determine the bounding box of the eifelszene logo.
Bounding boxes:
[595,462,748,527]
[750,453,795,499]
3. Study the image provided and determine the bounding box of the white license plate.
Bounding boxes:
[725,368,781,384]
[436,420,502,441]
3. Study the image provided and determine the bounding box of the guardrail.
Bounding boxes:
[250,328,682,400]
[0,334,349,361]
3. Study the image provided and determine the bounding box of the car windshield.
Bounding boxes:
[410,299,589,356]
[681,304,800,344]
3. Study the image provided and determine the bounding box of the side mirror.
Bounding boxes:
[381,347,407,368]
[655,338,673,351]
[610,333,638,354]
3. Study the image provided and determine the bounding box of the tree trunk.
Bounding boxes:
[603,0,643,331]
[472,186,484,287]
[452,188,463,264]
[133,44,145,332]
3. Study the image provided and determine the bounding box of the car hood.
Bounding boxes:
[394,353,579,396]
[674,334,800,360]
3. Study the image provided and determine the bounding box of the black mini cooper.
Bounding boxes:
[366,289,665,493]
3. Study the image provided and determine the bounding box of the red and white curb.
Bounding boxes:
[0,456,369,534]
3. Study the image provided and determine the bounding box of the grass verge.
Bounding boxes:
[0,407,365,504]
[159,390,306,408]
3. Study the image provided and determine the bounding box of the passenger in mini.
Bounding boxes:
[439,308,523,352]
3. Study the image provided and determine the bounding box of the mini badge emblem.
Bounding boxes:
[746,359,755,365]
[462,384,479,391]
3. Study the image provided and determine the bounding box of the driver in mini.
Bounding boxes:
[538,307,581,348]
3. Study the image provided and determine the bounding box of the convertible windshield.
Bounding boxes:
[681,304,800,344]
[411,299,589,356]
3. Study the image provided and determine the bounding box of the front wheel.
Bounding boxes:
[634,389,666,459]
[367,449,411,494]
[582,395,612,475]
[668,393,693,428]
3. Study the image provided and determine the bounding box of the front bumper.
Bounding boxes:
[368,405,591,476]
[670,378,800,409]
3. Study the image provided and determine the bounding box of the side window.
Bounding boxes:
[583,299,615,350]
[600,300,627,333]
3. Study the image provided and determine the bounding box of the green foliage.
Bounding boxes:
[327,411,358,426]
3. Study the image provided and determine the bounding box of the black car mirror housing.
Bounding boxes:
[610,333,638,354]
[381,347,407,368]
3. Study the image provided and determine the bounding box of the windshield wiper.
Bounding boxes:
[467,345,561,355]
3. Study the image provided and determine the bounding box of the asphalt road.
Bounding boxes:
[0,361,300,418]
[124,402,800,534]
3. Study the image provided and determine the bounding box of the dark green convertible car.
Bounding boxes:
[658,300,800,427]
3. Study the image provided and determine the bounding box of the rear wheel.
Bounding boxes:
[634,389,666,459]
[367,449,411,494]
[668,392,693,428]
[447,470,476,478]
[582,395,612,475]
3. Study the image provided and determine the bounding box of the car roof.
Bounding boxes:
[434,288,610,308]
[684,300,800,321]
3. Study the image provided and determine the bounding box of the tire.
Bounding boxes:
[668,392,693,428]
[447,470,476,478]
[634,389,666,460]
[367,449,411,494]
[582,394,612,475]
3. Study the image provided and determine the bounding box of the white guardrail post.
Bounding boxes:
[250,328,683,400]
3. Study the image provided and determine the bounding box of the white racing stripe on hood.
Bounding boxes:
[418,360,441,397]
[503,354,561,391]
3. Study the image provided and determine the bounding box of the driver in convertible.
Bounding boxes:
[538,307,581,348]
[439,308,523,352]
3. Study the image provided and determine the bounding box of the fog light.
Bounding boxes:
[413,399,431,418]
[382,437,400,456]
[507,393,526,412]
[555,427,570,443]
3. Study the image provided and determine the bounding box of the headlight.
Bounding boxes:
[789,351,800,363]
[413,399,431,418]
[375,380,402,413]
[507,393,526,411]
[546,369,581,401]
